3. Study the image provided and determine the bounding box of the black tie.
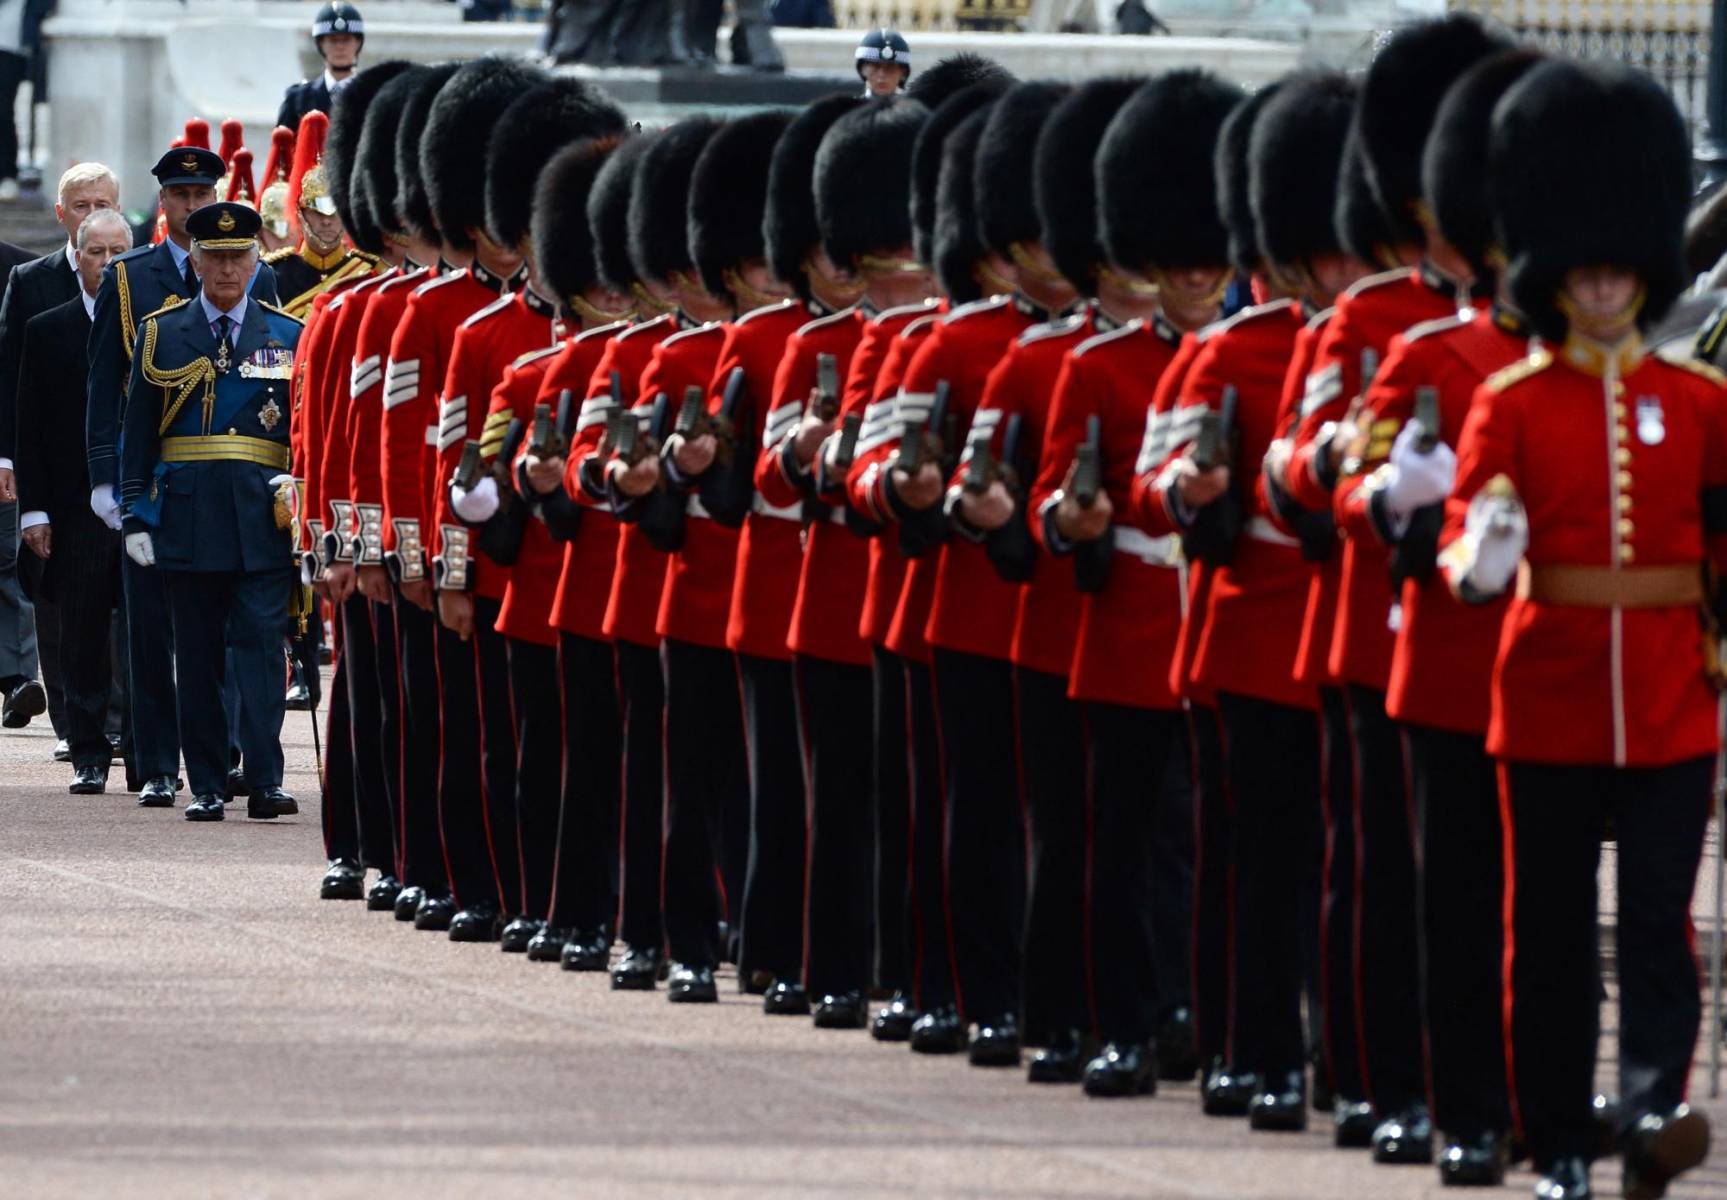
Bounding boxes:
[183,257,196,295]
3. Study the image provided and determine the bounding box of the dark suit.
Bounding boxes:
[120,296,301,798]
[0,237,53,709]
[85,240,277,785]
[276,77,331,132]
[16,296,119,771]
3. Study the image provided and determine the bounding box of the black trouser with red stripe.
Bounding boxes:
[548,632,621,934]
[1318,685,1365,1102]
[799,653,874,1000]
[1405,723,1509,1140]
[320,619,358,862]
[324,592,395,871]
[932,648,1025,1026]
[904,656,955,1012]
[368,599,402,878]
[872,646,913,997]
[1502,756,1712,1168]
[395,592,447,896]
[1152,719,1195,1031]
[1218,691,1321,1079]
[1188,702,1231,1065]
[433,616,497,912]
[614,639,664,952]
[737,652,808,981]
[472,603,518,914]
[1017,666,1090,1048]
[1347,683,1424,1115]
[661,638,749,969]
[1085,699,1183,1047]
[506,635,560,923]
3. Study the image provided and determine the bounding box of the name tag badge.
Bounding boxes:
[1636,396,1665,446]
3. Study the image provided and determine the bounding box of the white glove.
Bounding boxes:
[451,475,500,523]
[1460,490,1527,597]
[1261,436,1292,494]
[124,531,155,567]
[1381,423,1457,519]
[90,483,121,531]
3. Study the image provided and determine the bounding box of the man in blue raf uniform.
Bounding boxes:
[118,202,303,822]
[85,144,278,807]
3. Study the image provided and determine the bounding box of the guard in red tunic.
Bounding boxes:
[380,58,544,932]
[1441,60,1721,1200]
[1336,50,1542,1185]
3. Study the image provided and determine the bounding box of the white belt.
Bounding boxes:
[751,494,803,522]
[1245,515,1299,548]
[1114,525,1180,566]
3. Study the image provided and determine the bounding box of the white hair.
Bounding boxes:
[74,207,131,250]
[57,162,118,206]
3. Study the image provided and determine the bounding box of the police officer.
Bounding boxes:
[855,29,910,97]
[117,201,303,823]
[278,3,365,131]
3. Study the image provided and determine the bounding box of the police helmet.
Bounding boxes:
[855,28,911,84]
[313,3,364,51]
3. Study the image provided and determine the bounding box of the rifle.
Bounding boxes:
[1183,386,1244,568]
[452,439,484,493]
[471,417,530,566]
[699,367,754,527]
[1190,384,1237,472]
[983,412,1035,584]
[814,352,840,422]
[673,384,709,442]
[831,412,862,473]
[639,390,687,553]
[961,429,996,495]
[893,380,952,477]
[1389,385,1445,590]
[1412,384,1441,453]
[1072,414,1102,508]
[609,403,644,466]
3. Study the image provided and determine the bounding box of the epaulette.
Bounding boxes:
[1402,312,1471,346]
[941,293,1011,325]
[377,269,425,295]
[872,299,939,326]
[900,312,941,340]
[137,295,187,324]
[259,301,304,326]
[1340,266,1415,302]
[1197,298,1298,343]
[1660,350,1727,386]
[510,344,564,370]
[571,319,630,346]
[1016,312,1086,347]
[1304,305,1336,333]
[262,246,297,265]
[411,270,465,299]
[793,304,859,340]
[736,298,798,326]
[662,320,724,349]
[1484,347,1554,393]
[352,250,382,269]
[1071,318,1144,359]
[617,312,674,342]
[459,292,515,329]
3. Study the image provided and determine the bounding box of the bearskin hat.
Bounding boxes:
[1098,70,1242,273]
[1491,57,1692,342]
[765,93,864,300]
[1421,49,1543,284]
[1334,126,1397,269]
[1215,82,1283,275]
[974,81,1068,259]
[354,65,425,240]
[1249,72,1356,271]
[1358,14,1511,248]
[589,133,655,293]
[422,56,549,253]
[913,82,1009,266]
[1034,78,1141,296]
[905,53,1014,109]
[326,59,411,239]
[628,116,721,285]
[691,109,793,298]
[533,135,626,309]
[934,103,996,303]
[815,98,925,273]
[485,77,626,253]
[394,62,460,240]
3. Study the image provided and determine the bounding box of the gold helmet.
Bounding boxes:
[289,110,338,219]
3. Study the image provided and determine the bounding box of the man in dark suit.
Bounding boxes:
[17,209,131,793]
[277,3,364,130]
[86,144,278,806]
[119,202,302,822]
[0,162,118,748]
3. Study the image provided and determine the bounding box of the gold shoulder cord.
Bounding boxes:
[140,319,216,435]
[117,261,134,360]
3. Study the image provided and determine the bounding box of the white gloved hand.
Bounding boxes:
[1261,436,1292,494]
[451,475,500,523]
[124,531,155,567]
[1460,490,1527,597]
[90,483,121,531]
[1381,423,1457,519]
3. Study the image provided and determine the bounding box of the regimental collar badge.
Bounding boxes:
[259,396,283,432]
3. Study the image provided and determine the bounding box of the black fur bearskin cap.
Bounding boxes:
[974,81,1070,259]
[814,98,927,272]
[326,59,411,253]
[690,109,794,298]
[1249,71,1357,271]
[1034,77,1142,296]
[421,56,549,253]
[765,93,864,301]
[393,62,461,241]
[533,134,627,308]
[484,77,626,253]
[627,116,722,285]
[589,132,655,293]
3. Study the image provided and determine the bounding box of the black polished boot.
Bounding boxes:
[1372,1104,1434,1165]
[137,775,176,807]
[909,1005,968,1054]
[367,874,401,912]
[1027,1028,1092,1084]
[1155,1006,1199,1081]
[1247,1069,1307,1132]
[561,929,612,972]
[1621,1105,1710,1200]
[1082,1042,1156,1098]
[527,926,573,962]
[812,990,868,1029]
[968,1015,1021,1068]
[1200,1059,1259,1117]
[1592,1093,1623,1160]
[392,884,425,921]
[667,962,718,1003]
[500,917,542,953]
[413,893,456,932]
[1438,1130,1508,1187]
[871,992,918,1042]
[320,858,365,900]
[1333,1097,1377,1148]
[738,967,773,996]
[763,980,810,1016]
[448,904,502,943]
[610,944,664,990]
[1534,1157,1591,1200]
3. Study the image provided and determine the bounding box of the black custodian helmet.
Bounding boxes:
[856,28,911,81]
[313,3,363,48]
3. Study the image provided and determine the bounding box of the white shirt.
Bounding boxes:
[63,241,75,275]
[19,277,101,530]
[198,288,247,336]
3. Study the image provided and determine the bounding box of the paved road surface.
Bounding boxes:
[1,700,1723,1199]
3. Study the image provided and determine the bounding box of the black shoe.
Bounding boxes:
[562,930,612,972]
[1200,1059,1259,1117]
[1082,1042,1157,1097]
[1309,1047,1335,1112]
[109,734,123,760]
[68,765,106,795]
[247,786,294,820]
[393,885,425,921]
[611,945,664,990]
[367,875,401,911]
[184,793,225,821]
[413,893,456,931]
[319,858,364,900]
[527,925,572,962]
[448,905,502,943]
[1156,1006,1199,1081]
[909,1005,967,1054]
[1438,1131,1508,1187]
[1373,1105,1435,1165]
[1593,1093,1623,1160]
[763,980,810,1016]
[137,775,176,808]
[2,678,46,728]
[667,962,718,1003]
[1247,1070,1307,1132]
[1535,1157,1591,1200]
[871,992,918,1042]
[225,767,246,803]
[739,967,773,996]
[812,990,868,1029]
[499,917,541,953]
[285,682,312,711]
[52,738,70,763]
[1621,1105,1710,1200]
[1027,1029,1092,1084]
[1334,1097,1377,1148]
[968,1015,1021,1067]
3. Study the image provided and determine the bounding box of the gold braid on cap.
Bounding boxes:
[140,319,216,434]
[721,267,785,311]
[630,282,675,315]
[1008,242,1066,286]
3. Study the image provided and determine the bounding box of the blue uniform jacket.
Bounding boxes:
[118,295,303,574]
